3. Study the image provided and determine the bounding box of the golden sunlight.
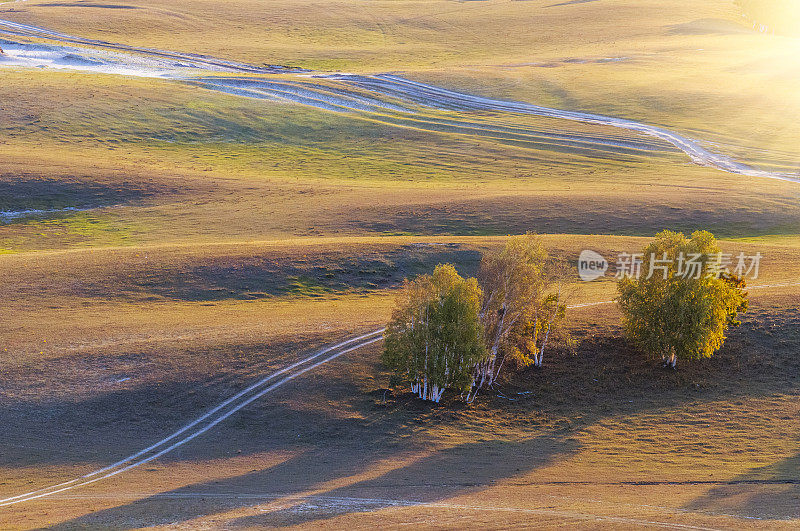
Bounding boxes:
[737,0,800,35]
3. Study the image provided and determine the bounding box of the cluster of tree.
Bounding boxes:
[382,230,749,403]
[383,264,486,403]
[383,235,567,403]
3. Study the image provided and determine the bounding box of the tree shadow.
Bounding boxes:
[39,306,800,528]
[683,452,800,520]
[232,433,579,528]
[42,383,580,529]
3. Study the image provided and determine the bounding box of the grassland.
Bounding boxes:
[2,67,800,253]
[0,236,798,528]
[4,0,800,162]
[0,0,798,528]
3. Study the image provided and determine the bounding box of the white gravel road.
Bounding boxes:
[2,280,797,506]
[1,18,798,181]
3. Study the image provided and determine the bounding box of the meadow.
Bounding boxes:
[0,0,798,528]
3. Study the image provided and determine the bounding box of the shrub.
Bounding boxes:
[617,230,748,368]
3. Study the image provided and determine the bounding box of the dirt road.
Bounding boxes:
[3,281,797,508]
[1,18,798,182]
[0,330,383,507]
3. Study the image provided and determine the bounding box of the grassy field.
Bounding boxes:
[2,67,799,252]
[4,0,800,161]
[0,0,799,528]
[0,237,798,528]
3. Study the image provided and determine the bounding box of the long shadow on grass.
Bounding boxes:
[40,245,481,302]
[41,374,582,529]
[0,175,173,217]
[42,307,800,528]
[349,194,800,239]
[682,451,800,520]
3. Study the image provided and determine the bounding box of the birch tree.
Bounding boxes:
[383,264,488,403]
[617,230,749,368]
[469,235,567,400]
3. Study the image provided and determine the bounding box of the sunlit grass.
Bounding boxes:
[0,211,143,249]
[1,0,799,254]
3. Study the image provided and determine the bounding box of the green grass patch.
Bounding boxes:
[0,211,143,250]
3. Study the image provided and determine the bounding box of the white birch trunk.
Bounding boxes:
[535,323,551,367]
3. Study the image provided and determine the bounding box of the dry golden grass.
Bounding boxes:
[0,0,798,527]
[0,235,796,528]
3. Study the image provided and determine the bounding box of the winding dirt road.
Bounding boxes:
[2,280,798,507]
[1,18,798,181]
[0,330,384,507]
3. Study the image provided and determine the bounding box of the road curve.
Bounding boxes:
[327,74,800,182]
[0,330,383,507]
[0,18,295,73]
[3,280,798,507]
[1,18,798,181]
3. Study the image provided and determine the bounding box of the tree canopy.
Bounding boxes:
[617,230,749,367]
[472,235,566,398]
[383,263,488,402]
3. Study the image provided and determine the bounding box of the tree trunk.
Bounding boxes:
[431,384,444,403]
[535,323,551,367]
